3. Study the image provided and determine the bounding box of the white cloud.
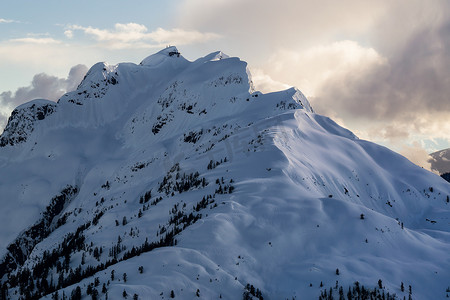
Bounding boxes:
[69,23,221,49]
[0,18,14,24]
[9,37,62,44]
[64,30,73,39]
[71,23,147,43]
[263,40,387,97]
[352,114,450,172]
[177,0,387,58]
[398,142,436,172]
[248,68,291,93]
[149,28,220,45]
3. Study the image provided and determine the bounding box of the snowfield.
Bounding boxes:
[0,46,449,300]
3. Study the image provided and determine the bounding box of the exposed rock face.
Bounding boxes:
[0,99,56,147]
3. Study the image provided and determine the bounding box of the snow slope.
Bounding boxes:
[0,47,449,300]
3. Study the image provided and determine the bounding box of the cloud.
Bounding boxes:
[178,0,383,37]
[311,28,450,123]
[177,0,387,58]
[303,11,450,156]
[9,37,62,44]
[0,65,88,128]
[65,64,89,92]
[262,40,386,97]
[359,114,450,154]
[366,123,410,143]
[398,142,436,172]
[64,30,74,39]
[0,18,14,24]
[249,68,291,93]
[69,23,221,49]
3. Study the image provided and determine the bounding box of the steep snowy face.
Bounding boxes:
[0,46,313,256]
[0,47,448,300]
[61,62,119,104]
[1,46,310,143]
[50,46,273,131]
[0,99,56,147]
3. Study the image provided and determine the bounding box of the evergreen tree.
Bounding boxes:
[52,291,59,300]
[70,286,82,300]
[91,288,99,300]
[87,284,93,295]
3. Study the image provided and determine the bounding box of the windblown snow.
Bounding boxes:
[0,47,449,300]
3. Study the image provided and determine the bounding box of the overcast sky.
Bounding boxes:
[1,0,449,170]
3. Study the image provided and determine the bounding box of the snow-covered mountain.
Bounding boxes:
[0,47,449,300]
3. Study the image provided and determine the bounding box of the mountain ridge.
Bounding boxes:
[0,47,449,300]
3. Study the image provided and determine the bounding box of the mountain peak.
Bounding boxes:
[0,47,449,300]
[196,50,230,63]
[139,45,189,68]
[3,47,312,146]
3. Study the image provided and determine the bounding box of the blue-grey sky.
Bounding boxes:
[1,0,450,170]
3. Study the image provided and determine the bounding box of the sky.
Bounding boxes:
[1,0,449,171]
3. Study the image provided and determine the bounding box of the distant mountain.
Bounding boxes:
[430,148,450,175]
[0,47,449,300]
